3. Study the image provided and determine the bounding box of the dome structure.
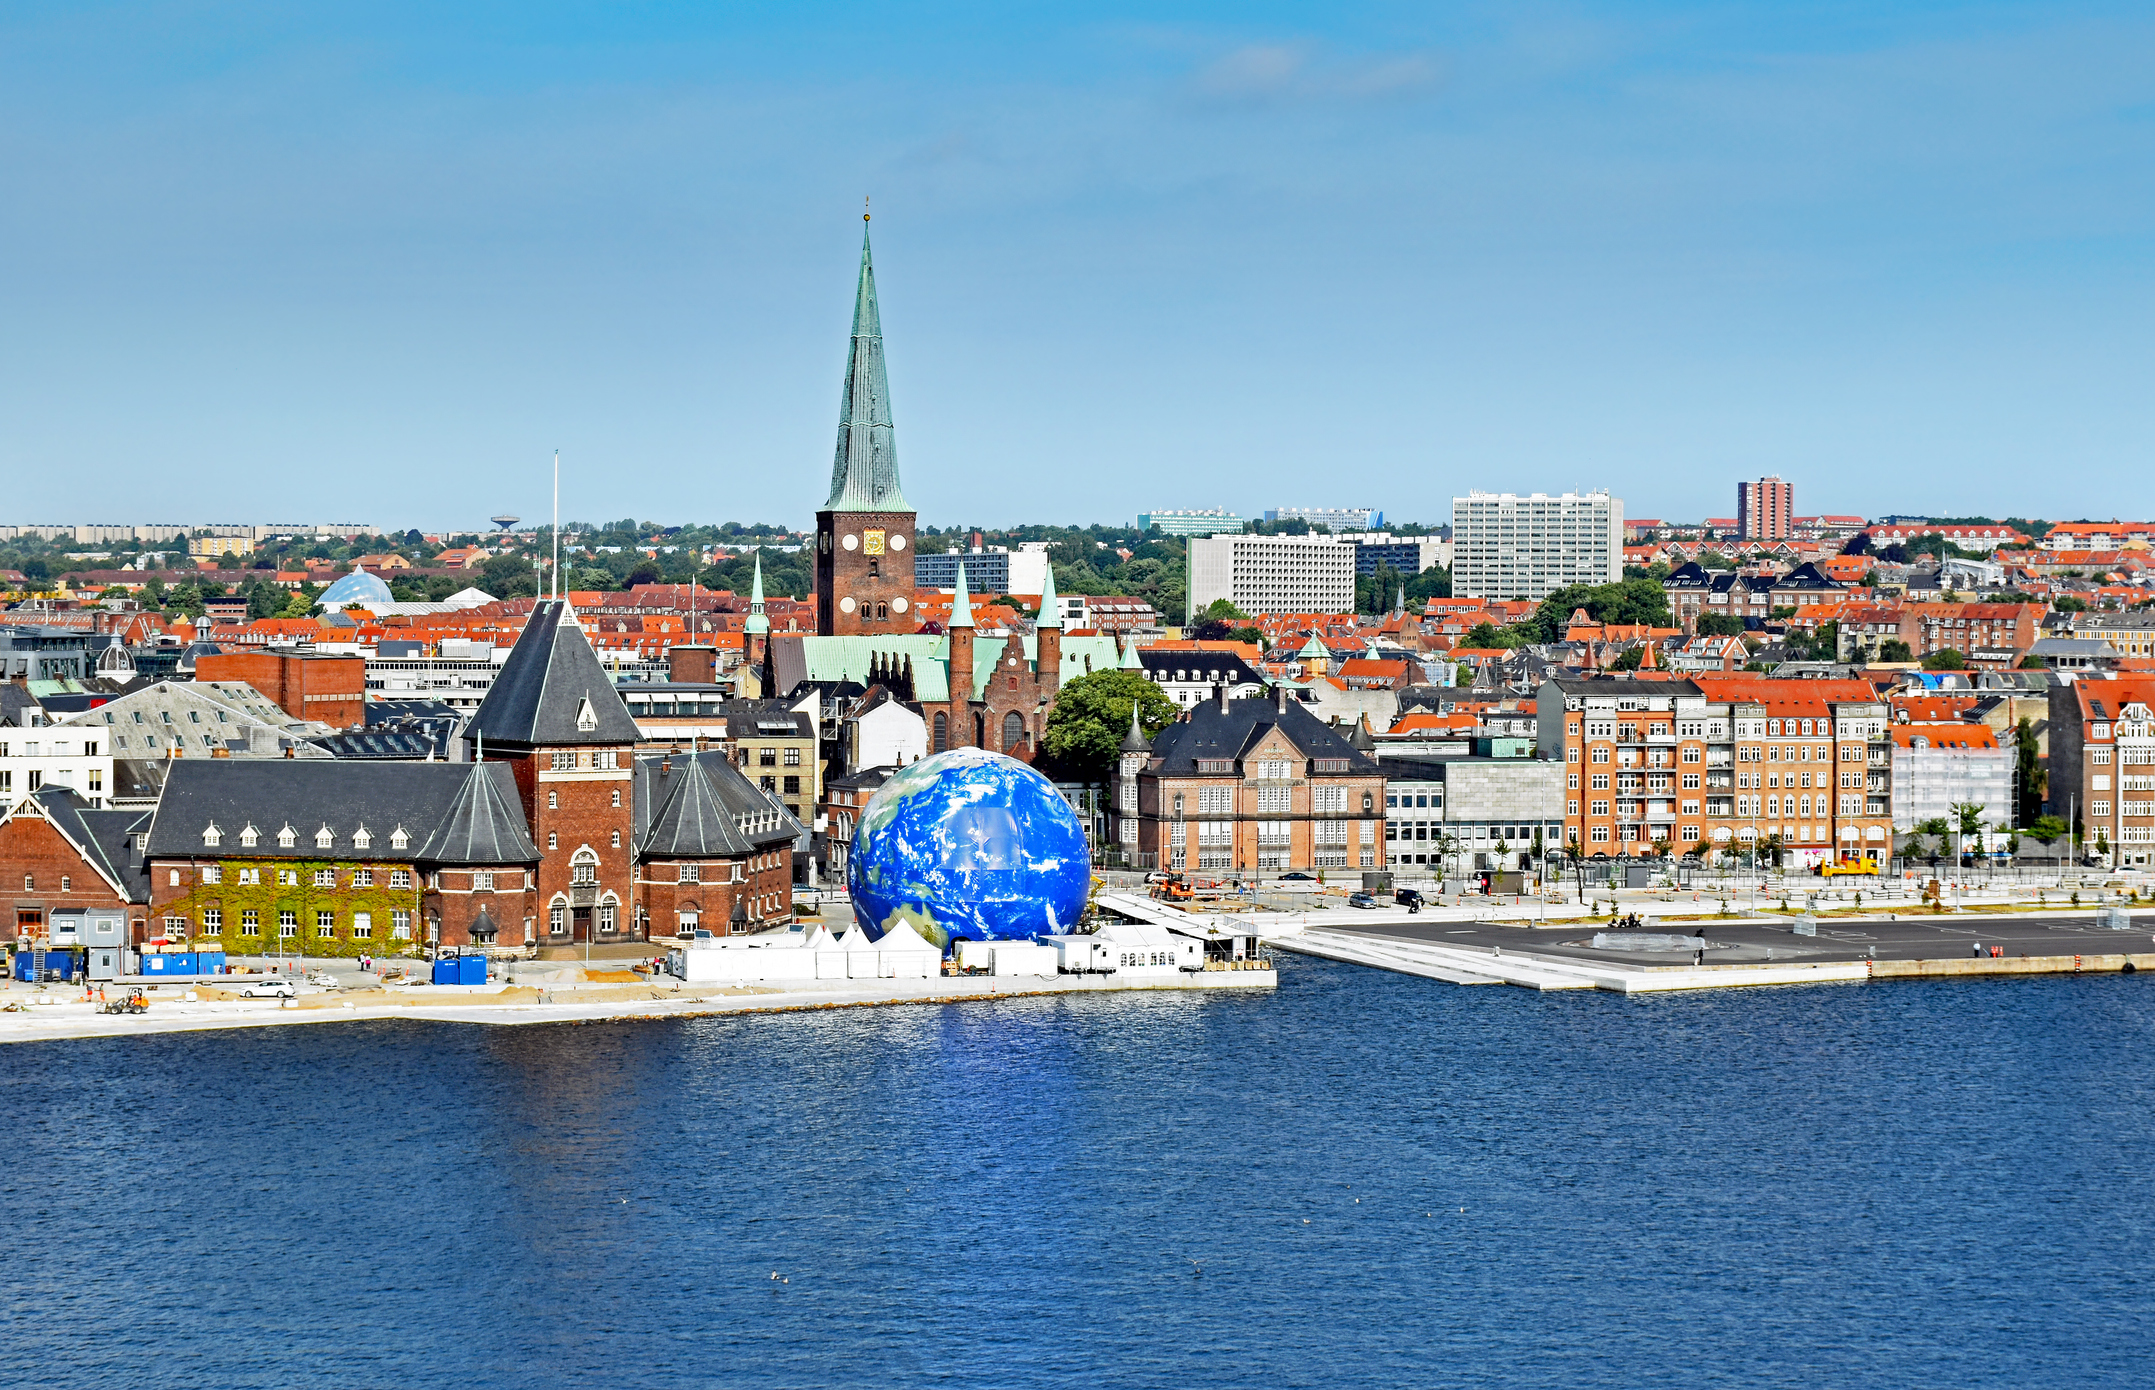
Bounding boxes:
[846,746,1091,949]
[319,567,394,612]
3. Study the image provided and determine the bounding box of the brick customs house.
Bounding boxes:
[98,598,801,955]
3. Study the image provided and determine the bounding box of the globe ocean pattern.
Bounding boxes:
[847,746,1091,950]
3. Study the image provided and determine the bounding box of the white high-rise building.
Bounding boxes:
[1187,534,1358,618]
[1449,491,1623,600]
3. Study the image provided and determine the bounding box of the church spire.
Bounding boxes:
[1036,560,1061,630]
[823,219,906,512]
[745,552,769,636]
[948,564,974,629]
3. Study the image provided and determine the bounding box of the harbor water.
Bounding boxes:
[2,957,2151,1387]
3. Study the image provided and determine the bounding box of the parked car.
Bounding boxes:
[1394,889,1424,912]
[1278,872,1317,882]
[1347,892,1379,909]
[1143,871,1174,885]
[236,977,297,999]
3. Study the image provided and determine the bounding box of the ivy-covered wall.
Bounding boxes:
[153,858,424,958]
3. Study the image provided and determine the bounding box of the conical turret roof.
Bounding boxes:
[467,600,641,748]
[1120,702,1151,752]
[823,223,907,513]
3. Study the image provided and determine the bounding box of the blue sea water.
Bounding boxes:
[3,960,2152,1388]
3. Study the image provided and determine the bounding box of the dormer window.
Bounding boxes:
[352,826,372,850]
[239,824,258,848]
[390,826,409,850]
[277,824,297,848]
[575,697,598,733]
[202,823,222,847]
[315,825,334,849]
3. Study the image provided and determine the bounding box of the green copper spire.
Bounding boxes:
[948,563,974,629]
[824,220,907,512]
[1119,634,1142,669]
[745,552,769,635]
[1036,561,1061,630]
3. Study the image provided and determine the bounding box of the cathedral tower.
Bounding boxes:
[815,217,917,636]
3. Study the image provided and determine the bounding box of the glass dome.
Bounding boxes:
[319,567,394,611]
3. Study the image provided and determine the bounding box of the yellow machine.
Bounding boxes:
[1820,855,1881,877]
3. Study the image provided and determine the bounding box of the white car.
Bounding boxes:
[236,977,298,999]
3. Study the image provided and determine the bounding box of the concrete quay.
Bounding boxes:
[1263,905,2155,994]
[0,967,1277,1045]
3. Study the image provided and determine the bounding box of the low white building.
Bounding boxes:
[0,725,114,810]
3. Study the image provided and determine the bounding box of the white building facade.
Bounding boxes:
[1187,534,1357,617]
[1450,491,1623,601]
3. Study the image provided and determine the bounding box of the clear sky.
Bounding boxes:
[3,2,2151,532]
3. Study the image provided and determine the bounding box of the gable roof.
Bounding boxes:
[466,600,641,748]
[1145,694,1382,775]
[143,760,538,865]
[6,789,152,903]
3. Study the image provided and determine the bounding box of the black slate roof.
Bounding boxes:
[1146,695,1382,775]
[633,751,798,859]
[466,601,641,749]
[1137,649,1268,686]
[24,788,151,903]
[144,760,538,865]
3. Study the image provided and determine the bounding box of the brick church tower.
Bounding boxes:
[815,216,917,636]
[466,600,642,945]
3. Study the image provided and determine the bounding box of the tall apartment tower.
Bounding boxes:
[814,218,917,636]
[1448,491,1623,601]
[1738,475,1793,541]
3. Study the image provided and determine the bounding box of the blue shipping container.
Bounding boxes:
[142,953,197,976]
[431,955,488,986]
[197,951,226,975]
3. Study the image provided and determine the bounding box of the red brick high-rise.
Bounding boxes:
[1738,475,1794,541]
[814,217,917,636]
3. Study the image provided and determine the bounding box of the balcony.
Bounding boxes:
[1706,751,1733,767]
[1645,730,1677,745]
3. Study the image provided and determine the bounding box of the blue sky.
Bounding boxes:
[3,2,2151,531]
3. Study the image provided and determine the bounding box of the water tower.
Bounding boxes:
[490,515,520,533]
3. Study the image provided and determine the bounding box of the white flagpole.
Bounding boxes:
[551,449,560,602]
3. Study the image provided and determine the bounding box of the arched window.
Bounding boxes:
[1003,711,1024,749]
[570,847,599,886]
[933,712,948,752]
[876,603,888,619]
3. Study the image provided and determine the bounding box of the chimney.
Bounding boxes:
[1215,682,1230,713]
[1275,684,1290,715]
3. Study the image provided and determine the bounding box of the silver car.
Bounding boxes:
[236,977,298,999]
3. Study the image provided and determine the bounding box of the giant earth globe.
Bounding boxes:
[847,746,1091,950]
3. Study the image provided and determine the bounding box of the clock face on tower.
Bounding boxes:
[816,508,915,636]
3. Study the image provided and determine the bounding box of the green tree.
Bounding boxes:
[1199,598,1252,623]
[2019,652,2047,669]
[2053,595,2088,613]
[1039,669,1180,782]
[1404,566,1450,604]
[2026,814,2069,845]
[1522,578,1671,643]
[1921,648,1968,671]
[1461,621,1527,650]
[2015,717,2044,825]
[1878,639,1914,663]
[1695,613,1746,637]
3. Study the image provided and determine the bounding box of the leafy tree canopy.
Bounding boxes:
[1921,648,1969,670]
[1040,669,1181,782]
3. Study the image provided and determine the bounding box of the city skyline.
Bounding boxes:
[4,4,2151,528]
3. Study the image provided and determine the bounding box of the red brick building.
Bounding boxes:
[633,751,800,937]
[466,599,641,945]
[194,650,367,730]
[0,789,151,945]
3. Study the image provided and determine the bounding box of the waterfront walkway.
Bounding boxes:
[1266,906,2155,993]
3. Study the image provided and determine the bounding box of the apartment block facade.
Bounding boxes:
[1450,492,1622,601]
[1737,475,1793,541]
[1186,533,1357,617]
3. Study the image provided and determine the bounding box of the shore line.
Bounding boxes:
[0,970,1278,1044]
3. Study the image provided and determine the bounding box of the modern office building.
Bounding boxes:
[912,543,1051,595]
[1449,492,1622,601]
[1738,475,1794,541]
[1187,533,1358,618]
[1349,534,1449,578]
[1264,507,1380,533]
[1137,509,1245,538]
